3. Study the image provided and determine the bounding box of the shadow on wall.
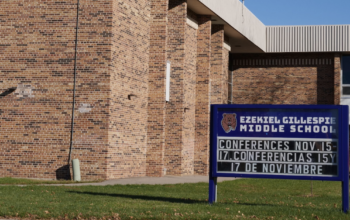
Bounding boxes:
[0,87,16,98]
[56,165,71,180]
[229,53,336,105]
[168,0,184,10]
[317,66,334,105]
[229,66,334,105]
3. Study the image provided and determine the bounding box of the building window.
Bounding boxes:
[342,55,350,96]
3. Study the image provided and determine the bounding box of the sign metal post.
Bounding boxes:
[341,107,349,213]
[209,104,349,213]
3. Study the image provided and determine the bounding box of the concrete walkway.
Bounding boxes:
[45,175,240,186]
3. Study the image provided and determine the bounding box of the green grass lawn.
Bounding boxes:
[0,178,348,219]
[0,177,102,185]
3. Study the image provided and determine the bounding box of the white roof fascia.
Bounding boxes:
[199,0,266,52]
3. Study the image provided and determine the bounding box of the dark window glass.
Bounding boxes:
[343,87,350,95]
[343,56,350,84]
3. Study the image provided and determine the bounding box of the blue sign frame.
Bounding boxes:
[209,104,349,213]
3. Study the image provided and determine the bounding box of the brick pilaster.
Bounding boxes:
[334,53,341,105]
[210,25,226,105]
[108,0,151,179]
[146,0,169,177]
[194,15,211,175]
[164,0,187,175]
[223,35,230,104]
[182,11,198,175]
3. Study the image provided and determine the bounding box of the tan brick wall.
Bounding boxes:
[182,14,197,175]
[210,25,227,105]
[223,49,230,104]
[0,0,242,180]
[69,0,112,180]
[146,3,216,177]
[0,0,78,179]
[194,15,211,175]
[146,0,169,177]
[230,53,335,105]
[107,0,150,179]
[0,0,152,180]
[164,0,187,175]
[222,35,230,104]
[0,0,112,180]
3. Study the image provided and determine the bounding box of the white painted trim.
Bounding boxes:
[186,16,198,30]
[199,0,266,52]
[224,41,231,51]
[165,61,171,102]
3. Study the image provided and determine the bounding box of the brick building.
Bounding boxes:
[0,0,349,180]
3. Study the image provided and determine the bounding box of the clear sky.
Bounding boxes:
[242,0,350,26]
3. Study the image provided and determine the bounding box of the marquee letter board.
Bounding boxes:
[209,104,349,212]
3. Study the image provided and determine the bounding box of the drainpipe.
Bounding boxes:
[68,0,80,165]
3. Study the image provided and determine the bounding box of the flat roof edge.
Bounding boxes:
[199,0,266,52]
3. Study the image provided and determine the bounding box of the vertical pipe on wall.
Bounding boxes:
[68,0,80,165]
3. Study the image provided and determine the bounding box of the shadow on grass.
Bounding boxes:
[66,191,335,212]
[219,202,336,212]
[67,191,207,204]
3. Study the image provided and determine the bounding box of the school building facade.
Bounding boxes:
[0,0,349,180]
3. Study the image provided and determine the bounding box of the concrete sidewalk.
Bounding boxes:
[46,175,240,186]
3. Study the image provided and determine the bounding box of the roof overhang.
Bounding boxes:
[187,0,266,53]
[187,0,350,54]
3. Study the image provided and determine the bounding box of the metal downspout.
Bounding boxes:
[68,0,80,165]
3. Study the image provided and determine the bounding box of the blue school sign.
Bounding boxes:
[209,104,349,213]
